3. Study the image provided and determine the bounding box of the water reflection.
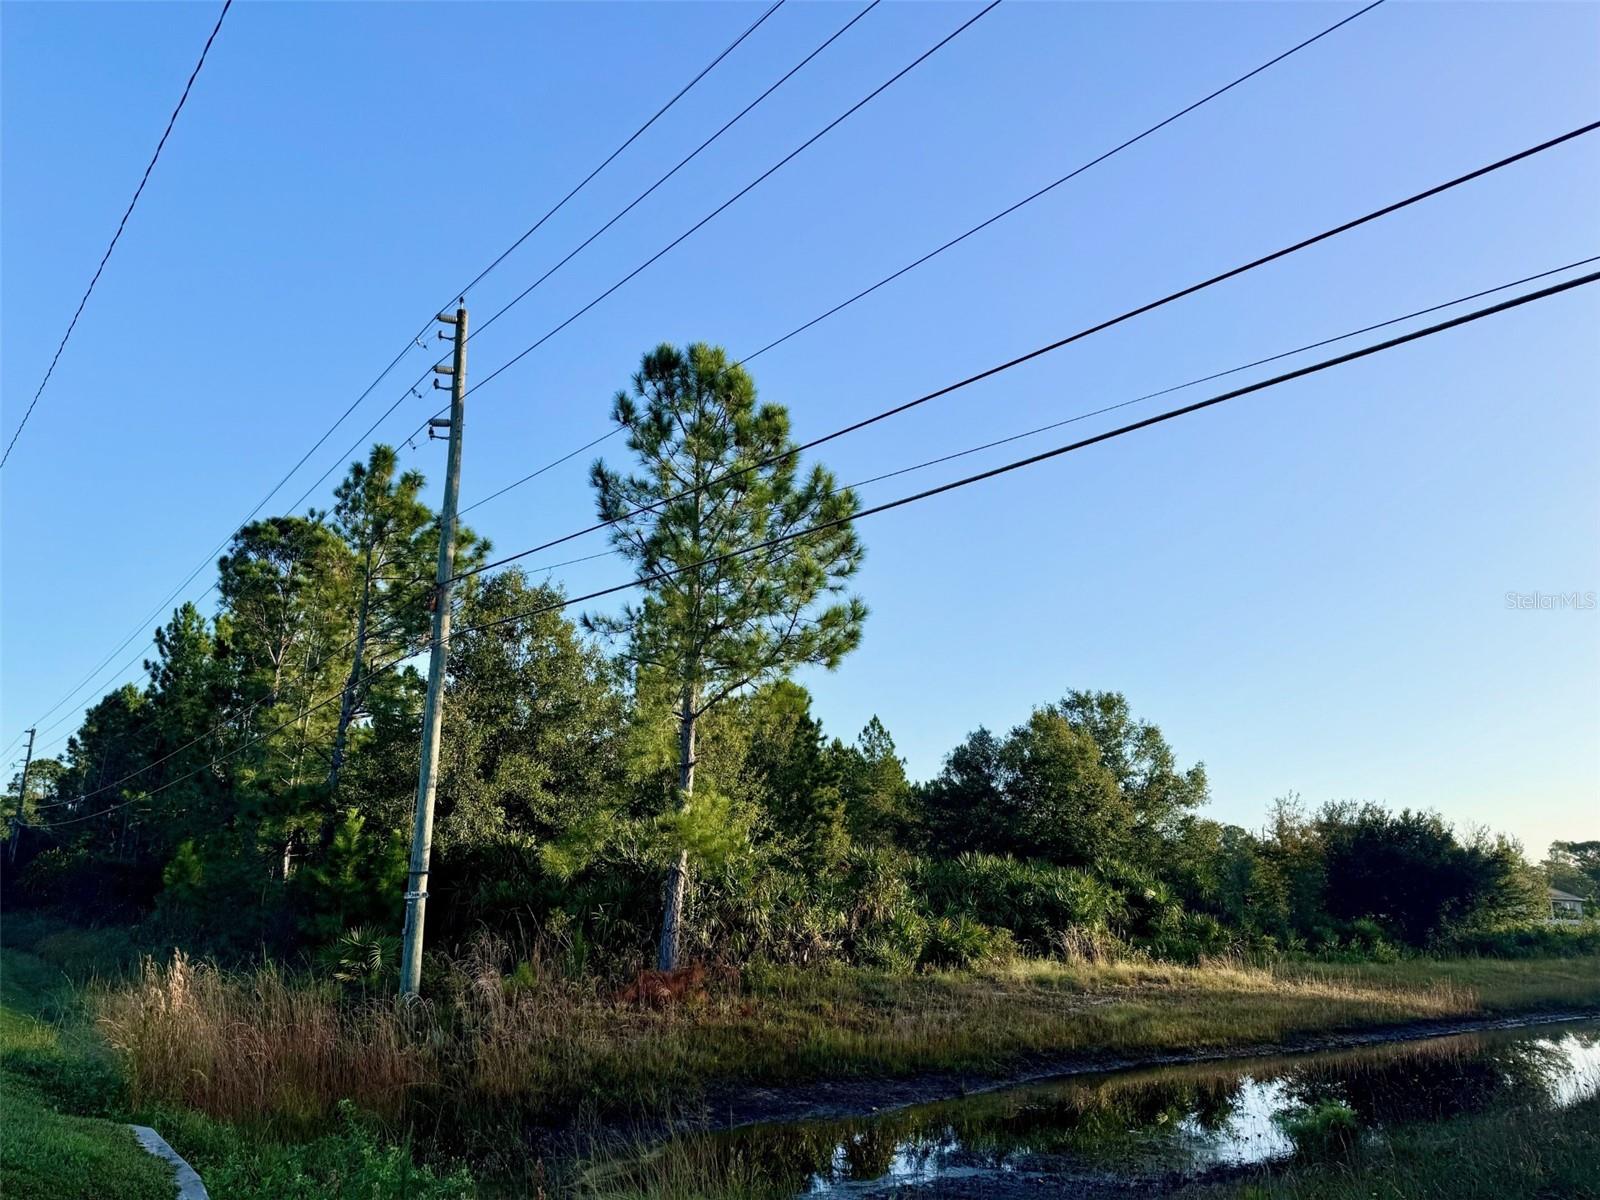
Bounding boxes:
[678,1021,1599,1196]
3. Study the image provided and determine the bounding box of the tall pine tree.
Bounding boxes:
[588,343,866,970]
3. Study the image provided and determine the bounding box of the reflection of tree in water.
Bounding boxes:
[681,1027,1596,1195]
[838,1121,927,1180]
[1280,1033,1573,1127]
[903,1074,1247,1166]
[703,1072,1250,1189]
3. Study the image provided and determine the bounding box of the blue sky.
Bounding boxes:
[2,1,1596,855]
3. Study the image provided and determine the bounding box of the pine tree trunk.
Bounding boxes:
[327,553,373,794]
[657,688,697,972]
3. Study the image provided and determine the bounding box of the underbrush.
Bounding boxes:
[95,932,1600,1142]
[1437,921,1600,959]
[147,1101,473,1200]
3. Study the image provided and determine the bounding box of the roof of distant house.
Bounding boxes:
[1548,887,1587,903]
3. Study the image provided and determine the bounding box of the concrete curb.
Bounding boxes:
[129,1125,209,1200]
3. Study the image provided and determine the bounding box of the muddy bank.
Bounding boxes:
[697,1007,1600,1132]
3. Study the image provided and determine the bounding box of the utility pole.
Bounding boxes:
[399,304,467,998]
[8,728,36,863]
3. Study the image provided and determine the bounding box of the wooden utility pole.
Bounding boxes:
[8,727,36,863]
[399,304,467,997]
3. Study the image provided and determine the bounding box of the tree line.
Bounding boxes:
[3,344,1584,975]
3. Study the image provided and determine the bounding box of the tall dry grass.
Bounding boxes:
[94,939,1600,1134]
[98,951,428,1125]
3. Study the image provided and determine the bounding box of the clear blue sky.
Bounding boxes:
[3,1,1596,855]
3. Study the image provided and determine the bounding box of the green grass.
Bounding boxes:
[99,945,1600,1135]
[0,946,174,1200]
[1182,1092,1600,1200]
[0,931,474,1200]
[9,910,1600,1198]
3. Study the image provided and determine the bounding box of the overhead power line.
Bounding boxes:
[28,270,1595,830]
[469,0,883,344]
[268,0,883,525]
[1,0,233,470]
[463,0,1005,399]
[455,120,1600,583]
[452,0,1385,520]
[452,270,1599,639]
[493,253,1600,580]
[6,2,783,751]
[454,0,786,302]
[834,254,1600,496]
[736,0,1387,369]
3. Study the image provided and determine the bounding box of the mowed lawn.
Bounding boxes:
[0,946,172,1200]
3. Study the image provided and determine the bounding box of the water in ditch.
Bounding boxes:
[602,1018,1600,1197]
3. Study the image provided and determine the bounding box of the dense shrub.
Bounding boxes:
[1437,922,1600,959]
[918,915,1015,970]
[918,852,1120,954]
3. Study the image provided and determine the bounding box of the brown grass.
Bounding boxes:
[94,940,1600,1134]
[97,951,426,1125]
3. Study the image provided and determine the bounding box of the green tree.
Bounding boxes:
[216,514,349,708]
[325,446,438,795]
[916,692,1203,871]
[1054,690,1209,853]
[3,757,64,823]
[1546,840,1600,901]
[588,343,866,970]
[1315,803,1538,945]
[217,515,352,877]
[426,570,626,928]
[833,716,912,847]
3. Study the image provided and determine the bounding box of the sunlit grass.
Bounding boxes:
[97,947,1600,1134]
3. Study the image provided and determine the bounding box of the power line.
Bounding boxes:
[307,0,993,528]
[494,254,1600,580]
[453,270,1597,640]
[254,0,793,520]
[736,0,1386,369]
[1,0,234,470]
[175,2,793,588]
[451,0,1385,521]
[316,0,1388,533]
[30,271,1595,830]
[458,0,1382,409]
[463,0,1005,400]
[835,254,1600,495]
[456,120,1600,584]
[27,589,442,815]
[277,0,882,526]
[453,0,786,303]
[31,676,356,829]
[6,3,780,751]
[459,426,628,516]
[468,0,883,345]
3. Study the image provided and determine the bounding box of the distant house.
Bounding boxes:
[1548,887,1587,923]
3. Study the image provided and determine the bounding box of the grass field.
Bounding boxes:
[6,913,1599,1199]
[0,947,173,1200]
[0,941,471,1200]
[98,948,1600,1135]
